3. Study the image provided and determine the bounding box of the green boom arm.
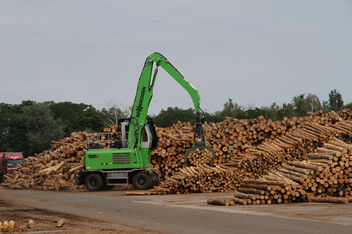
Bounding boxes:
[128,52,201,148]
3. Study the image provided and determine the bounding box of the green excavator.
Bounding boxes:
[77,52,214,191]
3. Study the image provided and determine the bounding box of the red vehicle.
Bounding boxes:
[0,152,24,182]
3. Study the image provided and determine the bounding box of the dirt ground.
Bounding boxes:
[0,198,156,233]
[1,187,352,233]
[131,191,352,225]
[129,191,352,224]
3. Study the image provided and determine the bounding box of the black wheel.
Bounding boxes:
[84,173,104,191]
[153,174,161,186]
[132,172,153,190]
[0,175,3,183]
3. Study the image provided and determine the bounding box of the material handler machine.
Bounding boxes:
[78,52,214,191]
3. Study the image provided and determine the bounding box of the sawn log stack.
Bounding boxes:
[2,110,352,197]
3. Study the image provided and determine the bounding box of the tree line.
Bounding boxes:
[153,89,350,126]
[0,101,127,156]
[0,89,350,156]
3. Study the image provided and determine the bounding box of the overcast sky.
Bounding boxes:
[1,1,351,114]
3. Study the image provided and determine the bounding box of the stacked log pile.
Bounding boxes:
[337,109,352,121]
[2,110,352,192]
[228,163,317,205]
[152,111,344,179]
[2,132,88,191]
[303,137,352,197]
[205,112,340,165]
[147,164,241,194]
[2,126,130,191]
[229,122,333,178]
[147,119,352,195]
[233,176,305,205]
[151,122,192,176]
[229,119,352,176]
[208,136,352,205]
[186,148,214,166]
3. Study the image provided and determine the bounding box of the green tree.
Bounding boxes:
[0,103,25,152]
[101,104,130,127]
[328,89,344,111]
[48,102,103,134]
[0,101,66,156]
[153,107,195,127]
[265,103,281,120]
[306,94,321,113]
[220,99,245,119]
[322,100,330,112]
[345,103,352,110]
[245,107,266,119]
[280,103,295,119]
[22,103,65,155]
[203,111,224,123]
[293,94,309,116]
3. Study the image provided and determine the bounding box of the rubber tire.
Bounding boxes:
[85,173,104,191]
[132,172,153,190]
[153,174,161,186]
